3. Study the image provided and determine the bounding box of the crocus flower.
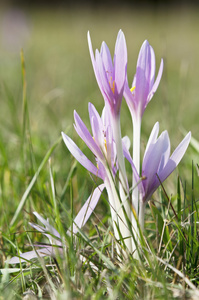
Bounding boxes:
[124,40,164,216]
[124,40,163,123]
[88,30,127,117]
[123,122,191,229]
[8,185,104,264]
[88,30,129,201]
[62,103,132,252]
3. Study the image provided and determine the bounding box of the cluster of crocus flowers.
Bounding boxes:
[9,30,191,264]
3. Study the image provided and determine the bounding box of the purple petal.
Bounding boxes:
[95,50,113,101]
[147,58,164,104]
[74,111,103,159]
[114,30,127,97]
[8,247,55,264]
[135,40,150,105]
[101,41,114,77]
[88,103,104,150]
[142,131,170,191]
[149,45,156,86]
[61,132,103,179]
[87,31,104,95]
[143,122,159,160]
[67,184,105,235]
[158,132,191,182]
[122,140,144,196]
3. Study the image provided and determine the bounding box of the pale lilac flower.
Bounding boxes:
[62,103,132,252]
[8,185,104,264]
[123,122,191,229]
[124,40,163,216]
[124,40,163,122]
[62,103,117,181]
[88,30,127,117]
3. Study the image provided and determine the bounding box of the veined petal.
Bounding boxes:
[96,50,113,99]
[100,41,114,77]
[158,132,191,182]
[143,122,159,159]
[89,103,104,149]
[87,31,103,92]
[149,45,156,86]
[147,58,164,104]
[114,30,127,97]
[68,184,105,235]
[142,131,169,190]
[74,110,103,159]
[135,40,150,105]
[61,132,103,179]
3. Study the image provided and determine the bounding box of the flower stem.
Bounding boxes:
[132,117,141,215]
[138,200,146,231]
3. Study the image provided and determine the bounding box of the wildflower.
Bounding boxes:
[62,103,132,252]
[124,40,164,217]
[124,122,191,229]
[8,186,104,264]
[88,30,127,117]
[124,40,163,123]
[88,30,128,202]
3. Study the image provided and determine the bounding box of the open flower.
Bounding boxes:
[124,40,163,122]
[8,185,104,264]
[123,122,191,228]
[62,103,132,252]
[140,122,191,203]
[88,30,127,117]
[125,122,191,203]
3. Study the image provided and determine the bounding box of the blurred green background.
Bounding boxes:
[0,2,199,220]
[1,2,198,140]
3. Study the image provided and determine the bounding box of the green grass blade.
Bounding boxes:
[10,136,62,226]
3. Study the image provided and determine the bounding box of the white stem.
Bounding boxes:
[105,169,132,253]
[132,117,141,215]
[112,115,128,194]
[131,116,141,253]
[139,200,146,231]
[104,177,119,241]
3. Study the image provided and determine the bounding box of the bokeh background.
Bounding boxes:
[0,0,199,211]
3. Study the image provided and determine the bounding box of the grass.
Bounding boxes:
[0,5,199,299]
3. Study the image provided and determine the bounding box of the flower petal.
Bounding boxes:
[114,30,127,97]
[143,121,159,157]
[159,132,191,182]
[147,58,164,104]
[67,184,105,235]
[8,247,55,264]
[62,132,103,179]
[88,103,104,150]
[74,111,103,159]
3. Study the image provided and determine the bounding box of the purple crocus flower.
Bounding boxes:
[62,103,117,181]
[62,103,133,252]
[124,122,191,229]
[88,30,127,117]
[124,40,163,122]
[123,40,164,216]
[88,30,129,201]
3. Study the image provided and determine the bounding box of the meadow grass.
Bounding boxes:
[0,6,199,299]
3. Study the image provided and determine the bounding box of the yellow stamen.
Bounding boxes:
[130,86,136,93]
[109,76,115,94]
[104,138,107,152]
[111,80,115,94]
